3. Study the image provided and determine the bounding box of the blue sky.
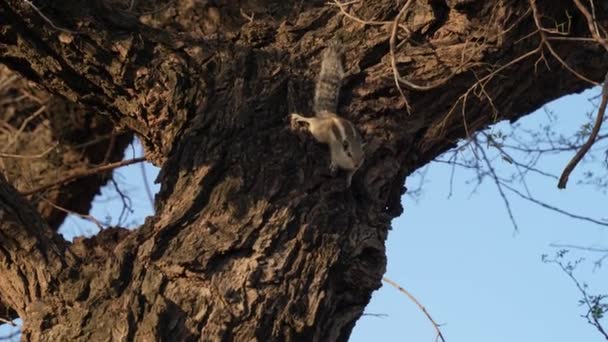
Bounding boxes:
[353,87,608,341]
[1,89,607,341]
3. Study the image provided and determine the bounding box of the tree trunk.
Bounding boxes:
[0,0,607,340]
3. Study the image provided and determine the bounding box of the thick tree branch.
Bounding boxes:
[0,175,74,318]
[0,0,213,164]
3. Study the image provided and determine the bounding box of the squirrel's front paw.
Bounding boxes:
[289,113,305,130]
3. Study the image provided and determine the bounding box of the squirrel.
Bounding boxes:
[290,41,365,187]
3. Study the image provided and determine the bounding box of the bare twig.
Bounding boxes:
[2,105,46,153]
[529,0,598,85]
[361,313,389,318]
[330,0,394,27]
[572,0,608,51]
[501,182,608,227]
[550,242,608,268]
[558,72,608,188]
[547,36,597,42]
[432,47,540,138]
[39,196,105,230]
[18,88,45,105]
[546,255,608,340]
[21,157,146,195]
[549,243,608,253]
[432,125,608,229]
[472,139,520,231]
[0,318,16,326]
[333,0,463,115]
[500,133,608,153]
[109,178,133,226]
[0,143,58,159]
[382,277,446,342]
[239,8,254,22]
[389,0,415,114]
[0,74,19,92]
[433,0,603,141]
[23,0,80,34]
[389,1,458,91]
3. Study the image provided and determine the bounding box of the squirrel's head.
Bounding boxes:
[340,137,365,169]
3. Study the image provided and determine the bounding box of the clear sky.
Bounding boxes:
[1,89,606,341]
[352,87,608,342]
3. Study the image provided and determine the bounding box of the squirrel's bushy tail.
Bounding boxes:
[314,40,344,117]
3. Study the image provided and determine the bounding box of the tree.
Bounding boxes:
[0,0,607,340]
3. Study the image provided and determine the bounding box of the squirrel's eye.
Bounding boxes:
[342,141,349,150]
[347,152,352,158]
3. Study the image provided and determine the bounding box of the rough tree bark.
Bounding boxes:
[0,65,132,325]
[0,0,607,340]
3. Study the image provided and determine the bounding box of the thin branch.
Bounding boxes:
[382,277,446,342]
[549,243,608,253]
[500,133,608,153]
[529,0,598,86]
[2,105,46,153]
[23,0,79,34]
[330,0,392,26]
[361,313,389,318]
[38,196,105,230]
[0,74,19,92]
[0,318,15,326]
[0,143,58,159]
[501,182,608,227]
[18,88,45,105]
[388,0,463,114]
[388,0,415,114]
[572,0,608,51]
[109,178,133,226]
[547,36,597,42]
[21,157,146,195]
[558,72,608,188]
[473,139,520,231]
[239,8,254,22]
[550,258,608,340]
[433,47,540,137]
